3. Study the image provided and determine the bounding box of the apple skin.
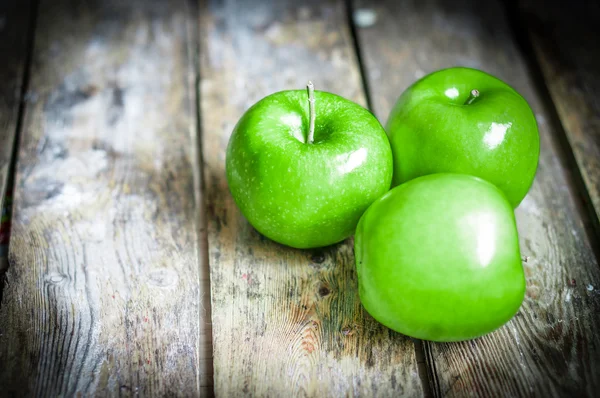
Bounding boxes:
[226,89,393,249]
[355,173,525,342]
[386,67,540,207]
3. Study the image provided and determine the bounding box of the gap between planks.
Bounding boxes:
[0,0,37,281]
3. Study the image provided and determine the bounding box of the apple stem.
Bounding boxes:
[307,81,316,144]
[464,89,480,105]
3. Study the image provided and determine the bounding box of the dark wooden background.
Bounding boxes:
[0,0,598,396]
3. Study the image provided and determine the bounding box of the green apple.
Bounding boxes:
[226,83,393,249]
[355,173,525,342]
[386,67,539,207]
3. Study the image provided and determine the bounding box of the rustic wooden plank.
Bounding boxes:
[352,0,600,396]
[0,0,33,274]
[518,0,600,231]
[0,0,213,395]
[199,0,422,395]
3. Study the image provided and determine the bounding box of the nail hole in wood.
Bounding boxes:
[311,252,325,264]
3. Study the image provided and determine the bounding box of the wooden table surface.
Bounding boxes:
[1,0,599,396]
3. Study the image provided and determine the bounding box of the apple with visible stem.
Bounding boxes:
[226,83,393,249]
[386,67,540,207]
[355,173,525,342]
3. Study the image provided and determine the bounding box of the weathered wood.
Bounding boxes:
[352,0,600,396]
[519,0,600,231]
[199,0,422,395]
[0,0,213,395]
[0,0,33,274]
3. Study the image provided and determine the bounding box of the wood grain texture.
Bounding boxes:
[0,0,33,273]
[352,0,600,396]
[519,0,600,229]
[199,0,422,396]
[0,0,213,395]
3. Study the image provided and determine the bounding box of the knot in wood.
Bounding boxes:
[318,284,330,297]
[44,272,68,285]
[147,268,179,288]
